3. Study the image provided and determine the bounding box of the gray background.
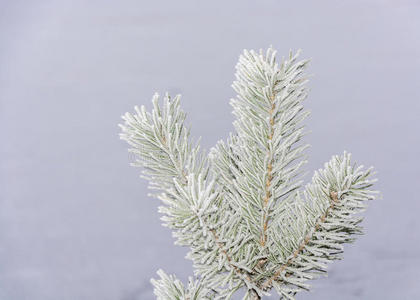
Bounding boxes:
[1,1,419,299]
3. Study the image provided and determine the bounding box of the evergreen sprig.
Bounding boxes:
[119,47,377,299]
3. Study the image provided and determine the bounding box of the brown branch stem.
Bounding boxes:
[261,191,339,290]
[260,97,276,247]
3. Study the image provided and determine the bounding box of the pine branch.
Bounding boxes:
[119,93,259,297]
[120,47,377,300]
[263,152,376,298]
[226,48,310,249]
[119,93,206,192]
[262,190,339,290]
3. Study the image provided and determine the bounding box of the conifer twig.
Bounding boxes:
[120,47,377,300]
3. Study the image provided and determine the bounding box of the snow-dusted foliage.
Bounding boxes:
[119,47,377,299]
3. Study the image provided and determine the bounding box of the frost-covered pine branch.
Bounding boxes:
[119,47,377,299]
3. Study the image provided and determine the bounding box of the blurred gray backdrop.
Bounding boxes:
[1,1,419,299]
